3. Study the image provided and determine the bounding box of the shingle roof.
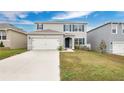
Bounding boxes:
[0,23,27,34]
[88,22,124,33]
[28,29,64,35]
[35,21,87,24]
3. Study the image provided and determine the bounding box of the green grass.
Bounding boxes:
[0,48,27,60]
[60,50,124,81]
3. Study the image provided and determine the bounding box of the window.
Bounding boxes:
[111,24,117,34]
[64,24,70,31]
[0,30,6,40]
[79,38,85,45]
[82,38,85,44]
[73,25,78,31]
[2,31,6,40]
[112,29,117,34]
[74,38,78,45]
[64,24,85,32]
[79,38,83,44]
[74,38,85,45]
[37,24,43,30]
[122,29,124,33]
[122,24,124,34]
[79,25,82,31]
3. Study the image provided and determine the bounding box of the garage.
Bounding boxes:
[32,38,59,50]
[28,30,63,50]
[112,41,124,55]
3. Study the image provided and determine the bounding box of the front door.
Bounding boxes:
[65,37,72,48]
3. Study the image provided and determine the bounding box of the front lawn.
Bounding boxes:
[60,50,124,81]
[0,48,27,60]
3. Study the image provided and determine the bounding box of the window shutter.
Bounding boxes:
[70,25,71,32]
[83,38,85,44]
[82,25,84,32]
[64,25,65,31]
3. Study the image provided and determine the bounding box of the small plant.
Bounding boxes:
[99,40,107,53]
[74,45,80,50]
[58,46,63,51]
[80,46,90,51]
[0,41,4,47]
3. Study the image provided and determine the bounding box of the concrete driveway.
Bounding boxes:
[0,51,60,81]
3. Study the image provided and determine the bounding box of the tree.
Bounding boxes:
[99,40,107,53]
[0,41,4,47]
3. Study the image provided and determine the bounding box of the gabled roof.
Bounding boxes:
[0,23,27,34]
[28,29,64,35]
[35,21,87,24]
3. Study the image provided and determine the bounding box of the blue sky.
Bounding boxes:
[0,11,124,32]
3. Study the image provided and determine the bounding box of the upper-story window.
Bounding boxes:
[122,24,124,34]
[0,30,6,40]
[37,24,43,30]
[73,25,78,31]
[112,29,117,34]
[111,24,117,34]
[64,24,84,32]
[64,24,70,31]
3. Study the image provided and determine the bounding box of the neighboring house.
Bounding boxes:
[0,23,27,49]
[87,22,124,55]
[28,21,88,50]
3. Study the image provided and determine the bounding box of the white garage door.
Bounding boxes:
[113,42,124,54]
[32,38,60,50]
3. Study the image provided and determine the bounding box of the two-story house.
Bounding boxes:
[0,23,27,49]
[27,21,88,50]
[87,22,124,55]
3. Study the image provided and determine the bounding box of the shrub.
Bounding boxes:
[99,40,107,53]
[80,46,90,51]
[74,45,80,50]
[58,46,63,51]
[0,41,4,47]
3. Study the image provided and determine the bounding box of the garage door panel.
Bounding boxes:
[113,42,124,54]
[32,38,60,50]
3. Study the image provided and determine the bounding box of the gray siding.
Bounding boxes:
[87,24,111,52]
[88,23,124,53]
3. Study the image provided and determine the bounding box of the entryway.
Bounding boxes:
[65,37,72,49]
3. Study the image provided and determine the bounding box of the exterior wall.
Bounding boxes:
[0,30,11,48]
[65,24,87,44]
[110,23,124,42]
[87,24,111,53]
[43,24,64,32]
[42,23,87,45]
[33,23,88,50]
[27,34,64,50]
[8,30,27,49]
[88,23,124,53]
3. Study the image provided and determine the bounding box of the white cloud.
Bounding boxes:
[0,19,33,24]
[52,11,93,19]
[0,11,29,21]
[0,11,35,24]
[33,11,43,14]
